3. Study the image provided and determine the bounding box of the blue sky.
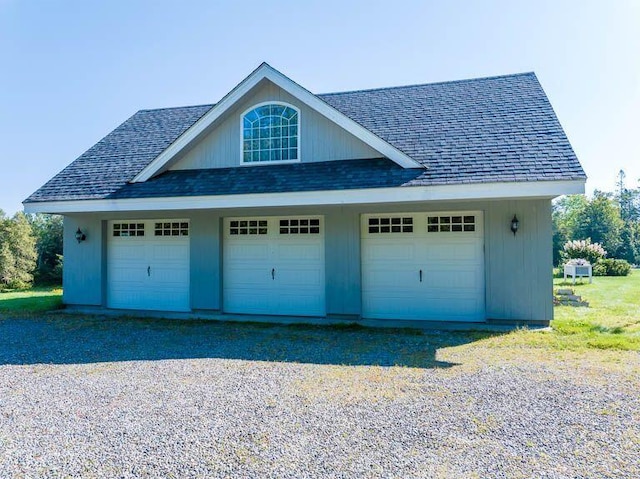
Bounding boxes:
[1,0,638,215]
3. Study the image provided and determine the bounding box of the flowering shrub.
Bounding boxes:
[561,239,607,265]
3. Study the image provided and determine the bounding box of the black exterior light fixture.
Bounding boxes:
[75,227,86,243]
[510,215,519,236]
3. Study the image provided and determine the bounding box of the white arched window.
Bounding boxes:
[241,103,299,164]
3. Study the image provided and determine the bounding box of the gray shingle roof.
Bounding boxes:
[25,72,585,203]
[108,158,418,199]
[26,105,213,202]
[320,73,585,184]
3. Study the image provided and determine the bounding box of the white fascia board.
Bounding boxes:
[132,65,266,183]
[131,64,422,183]
[22,179,585,214]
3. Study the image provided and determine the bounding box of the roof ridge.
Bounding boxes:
[133,72,537,113]
[138,103,215,113]
[317,72,537,97]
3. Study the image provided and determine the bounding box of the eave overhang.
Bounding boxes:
[23,179,585,214]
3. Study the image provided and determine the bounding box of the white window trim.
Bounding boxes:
[239,101,301,166]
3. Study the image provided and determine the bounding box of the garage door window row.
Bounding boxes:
[368,217,413,234]
[113,223,145,237]
[155,222,189,237]
[279,218,320,235]
[427,215,476,232]
[229,220,268,235]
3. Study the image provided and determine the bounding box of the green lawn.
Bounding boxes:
[0,286,63,315]
[481,270,640,351]
[550,271,640,349]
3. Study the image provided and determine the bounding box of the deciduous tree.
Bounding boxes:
[573,191,624,256]
[28,214,63,284]
[0,211,38,288]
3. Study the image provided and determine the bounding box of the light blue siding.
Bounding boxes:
[484,199,553,321]
[325,208,361,316]
[61,199,553,322]
[63,215,104,306]
[189,212,220,310]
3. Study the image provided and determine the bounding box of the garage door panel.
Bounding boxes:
[151,268,189,284]
[276,242,322,261]
[421,285,482,298]
[422,268,482,289]
[364,268,423,289]
[362,290,421,303]
[277,267,324,288]
[223,216,325,317]
[226,242,270,261]
[108,220,190,312]
[147,290,190,311]
[109,268,147,284]
[422,277,479,290]
[224,266,272,286]
[276,293,324,316]
[362,297,422,320]
[223,266,271,282]
[224,291,275,315]
[108,288,148,310]
[362,212,485,322]
[151,280,189,292]
[364,242,416,261]
[108,264,147,279]
[150,243,189,262]
[365,296,482,321]
[109,244,147,262]
[421,298,482,319]
[424,242,479,261]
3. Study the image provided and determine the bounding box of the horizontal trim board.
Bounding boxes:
[23,180,585,214]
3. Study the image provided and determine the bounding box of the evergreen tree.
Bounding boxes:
[616,223,639,264]
[615,169,640,222]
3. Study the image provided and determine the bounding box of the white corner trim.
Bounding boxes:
[131,63,421,183]
[23,180,585,214]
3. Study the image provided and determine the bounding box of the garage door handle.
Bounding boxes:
[147,266,151,277]
[419,269,423,282]
[271,268,275,280]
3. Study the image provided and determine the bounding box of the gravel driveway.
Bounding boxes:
[0,315,638,478]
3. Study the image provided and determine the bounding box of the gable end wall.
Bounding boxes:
[169,80,382,170]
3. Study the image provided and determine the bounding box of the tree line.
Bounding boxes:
[0,211,62,289]
[553,170,640,267]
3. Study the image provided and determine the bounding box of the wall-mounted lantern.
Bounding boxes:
[510,215,519,236]
[75,227,87,243]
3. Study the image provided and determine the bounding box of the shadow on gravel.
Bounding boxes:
[0,315,500,368]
